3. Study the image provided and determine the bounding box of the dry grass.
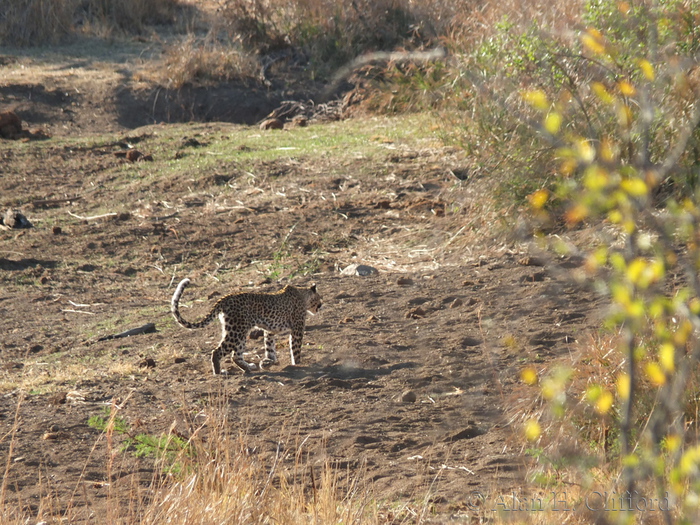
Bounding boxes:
[0,391,377,524]
[153,33,260,89]
[0,0,185,45]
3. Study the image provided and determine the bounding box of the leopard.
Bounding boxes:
[171,278,322,375]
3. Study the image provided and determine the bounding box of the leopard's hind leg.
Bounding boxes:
[259,331,278,369]
[211,335,254,374]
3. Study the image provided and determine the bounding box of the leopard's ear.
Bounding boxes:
[310,283,317,292]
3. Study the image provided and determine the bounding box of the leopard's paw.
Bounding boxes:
[259,358,279,369]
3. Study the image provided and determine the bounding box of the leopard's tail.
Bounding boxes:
[171,278,219,329]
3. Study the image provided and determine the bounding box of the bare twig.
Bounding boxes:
[67,211,117,221]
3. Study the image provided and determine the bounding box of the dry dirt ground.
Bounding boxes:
[0,48,607,523]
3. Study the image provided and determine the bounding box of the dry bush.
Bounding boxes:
[76,0,183,36]
[0,0,184,45]
[218,0,455,79]
[155,34,260,89]
[0,0,75,46]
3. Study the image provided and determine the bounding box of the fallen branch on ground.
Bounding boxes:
[97,323,157,341]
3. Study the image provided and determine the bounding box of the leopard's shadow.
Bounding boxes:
[257,361,417,382]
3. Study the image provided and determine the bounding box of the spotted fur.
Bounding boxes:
[171,278,322,374]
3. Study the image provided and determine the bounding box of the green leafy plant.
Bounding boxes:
[88,407,191,469]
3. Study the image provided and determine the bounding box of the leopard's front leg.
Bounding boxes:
[289,327,304,366]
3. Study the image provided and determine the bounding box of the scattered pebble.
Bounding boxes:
[401,390,417,403]
[259,118,283,130]
[405,306,426,319]
[449,298,463,308]
[47,392,67,406]
[139,358,156,369]
[340,264,377,276]
[396,277,414,286]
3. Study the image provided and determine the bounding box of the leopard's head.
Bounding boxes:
[305,283,322,315]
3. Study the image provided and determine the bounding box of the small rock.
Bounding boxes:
[365,315,379,323]
[401,390,417,403]
[443,423,484,442]
[290,115,307,127]
[518,255,545,266]
[139,358,156,369]
[2,209,32,229]
[47,392,67,406]
[180,136,202,147]
[340,264,377,276]
[126,149,142,162]
[405,307,426,319]
[396,277,414,286]
[0,110,22,139]
[520,271,546,282]
[339,317,355,324]
[260,118,284,130]
[449,298,463,308]
[174,357,187,364]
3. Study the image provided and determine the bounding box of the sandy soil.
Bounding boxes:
[0,49,607,523]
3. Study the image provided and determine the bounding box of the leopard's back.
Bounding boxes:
[171,279,322,332]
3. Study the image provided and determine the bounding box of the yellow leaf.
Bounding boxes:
[627,299,644,318]
[627,258,646,284]
[611,282,631,306]
[645,362,666,386]
[689,297,700,315]
[583,165,609,191]
[664,434,681,453]
[582,29,606,55]
[525,419,541,441]
[659,343,675,373]
[528,189,549,210]
[596,390,614,414]
[576,139,596,163]
[522,90,549,111]
[620,178,648,197]
[618,104,633,127]
[617,373,631,401]
[520,367,539,385]
[586,384,602,402]
[600,137,617,162]
[565,203,588,225]
[544,111,562,134]
[622,454,640,467]
[608,209,623,224]
[618,1,631,14]
[591,82,614,104]
[618,80,637,96]
[638,59,655,81]
[559,158,578,176]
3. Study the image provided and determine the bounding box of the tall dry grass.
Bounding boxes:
[0,392,376,524]
[0,0,183,45]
